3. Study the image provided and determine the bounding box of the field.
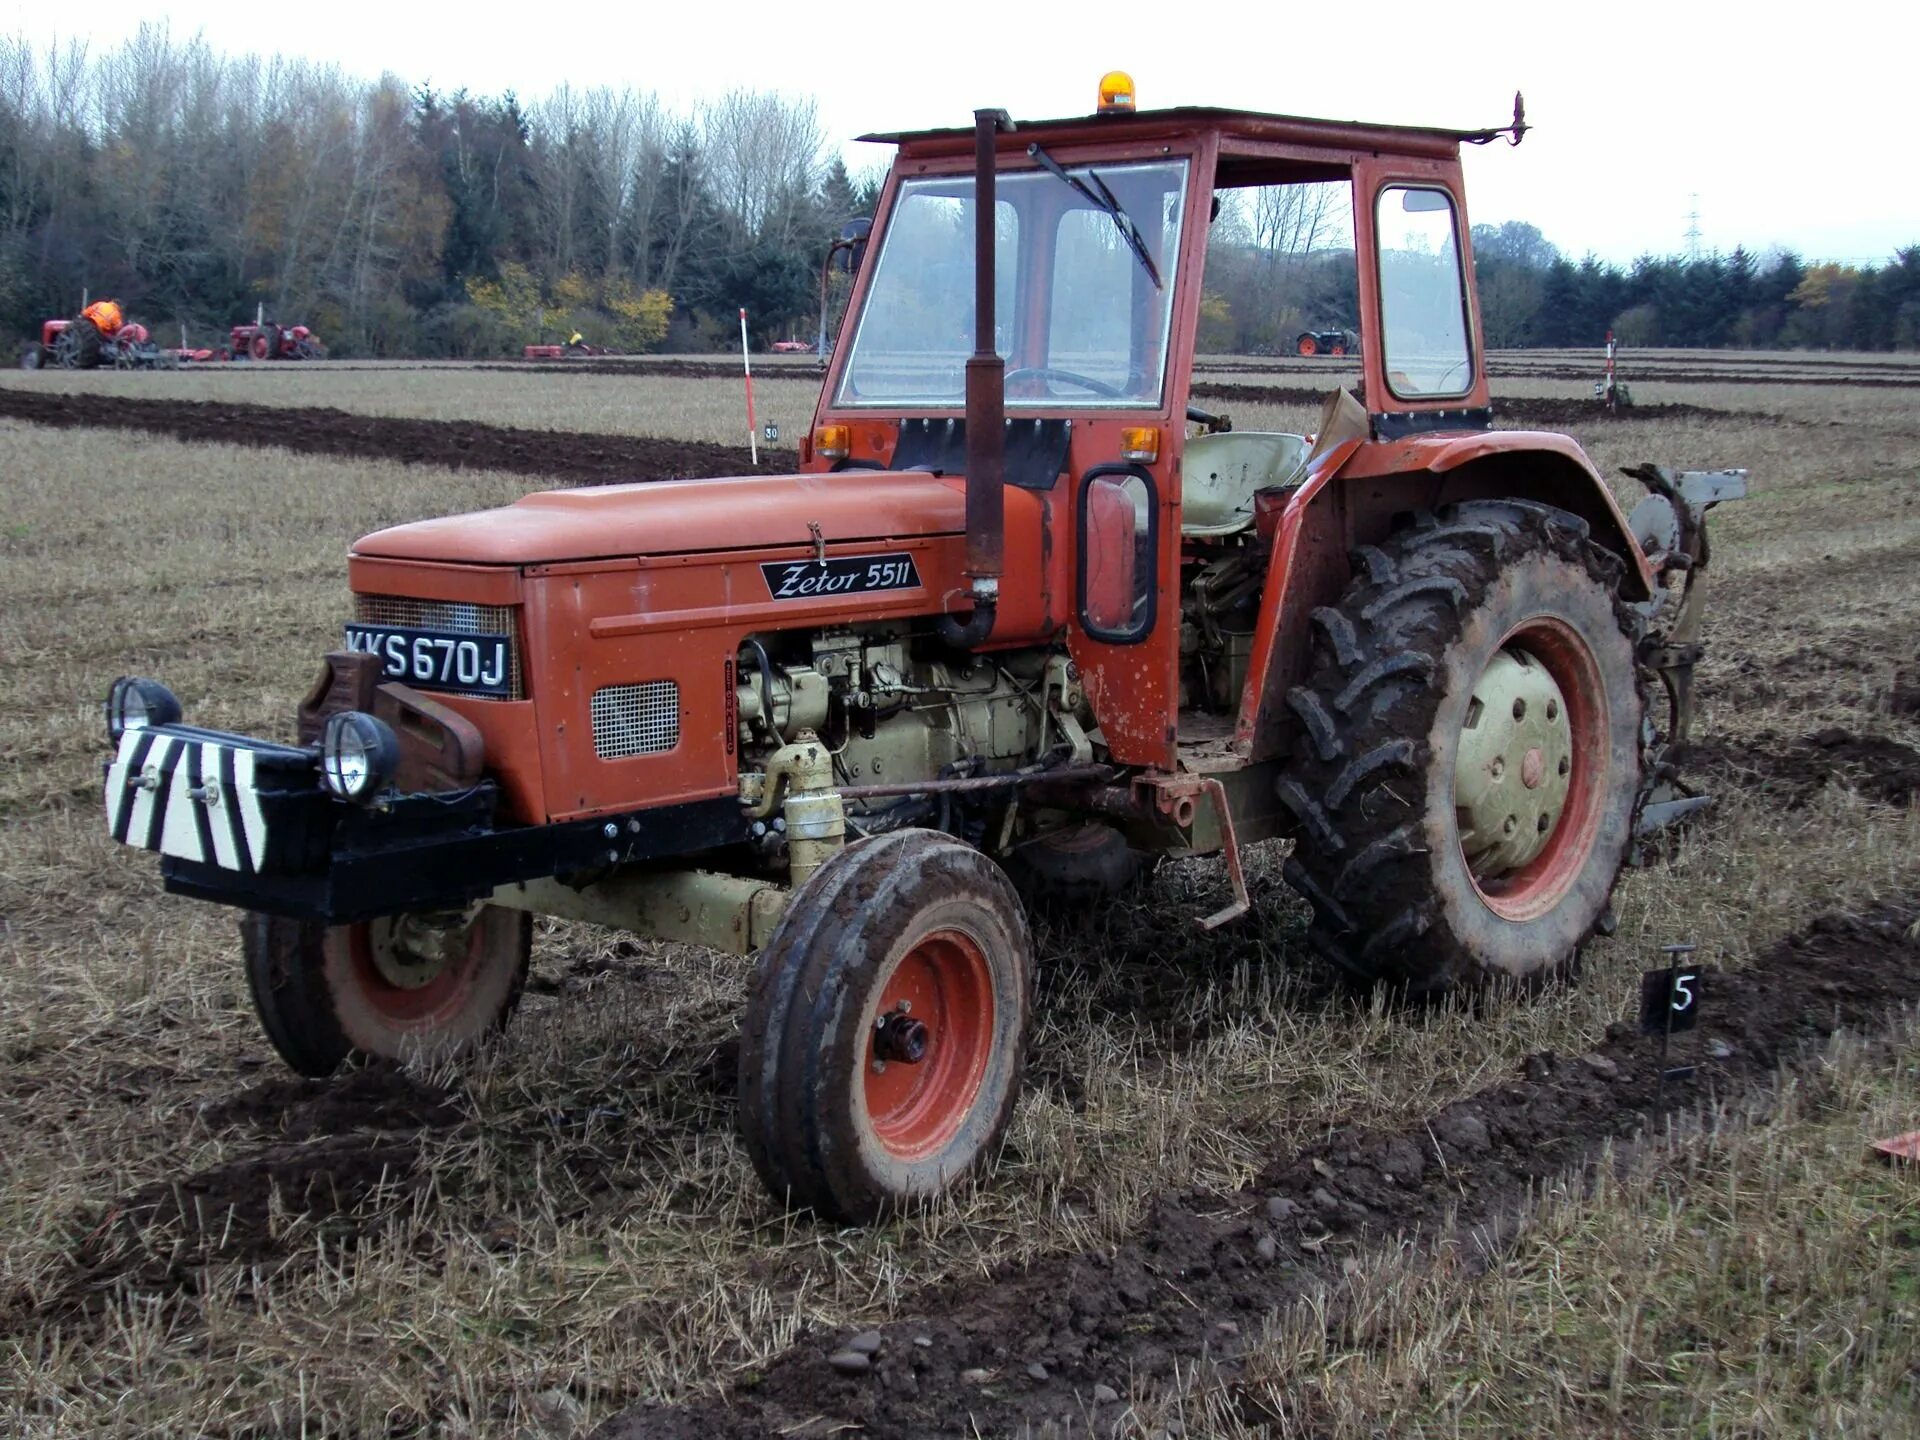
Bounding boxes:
[0,348,1916,1438]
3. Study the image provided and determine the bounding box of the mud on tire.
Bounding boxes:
[739,829,1032,1222]
[1276,499,1642,995]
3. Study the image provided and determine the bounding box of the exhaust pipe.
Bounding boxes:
[939,107,1014,649]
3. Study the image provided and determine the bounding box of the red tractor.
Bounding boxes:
[230,321,326,361]
[21,300,171,369]
[99,83,1742,1223]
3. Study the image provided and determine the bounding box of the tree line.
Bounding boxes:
[1470,221,1920,351]
[0,27,874,355]
[2,28,1914,357]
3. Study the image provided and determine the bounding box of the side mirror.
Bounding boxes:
[838,217,872,274]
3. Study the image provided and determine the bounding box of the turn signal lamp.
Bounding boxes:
[1120,425,1159,463]
[1098,71,1136,114]
[815,423,851,460]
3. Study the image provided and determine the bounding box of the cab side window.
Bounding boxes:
[1376,186,1473,398]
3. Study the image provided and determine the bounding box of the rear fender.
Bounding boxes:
[1234,432,1654,760]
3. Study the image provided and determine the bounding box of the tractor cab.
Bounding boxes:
[805,82,1532,772]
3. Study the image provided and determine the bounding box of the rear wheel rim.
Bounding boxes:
[1297,336,1316,356]
[1453,618,1606,922]
[862,928,996,1163]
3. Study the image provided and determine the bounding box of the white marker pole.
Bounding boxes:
[740,308,758,466]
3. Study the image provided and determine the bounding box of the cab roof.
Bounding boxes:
[860,105,1516,163]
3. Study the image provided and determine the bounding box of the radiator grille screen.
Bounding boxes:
[351,595,523,699]
[591,682,680,759]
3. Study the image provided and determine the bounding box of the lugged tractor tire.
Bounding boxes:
[241,906,530,1074]
[739,828,1032,1223]
[1276,499,1643,996]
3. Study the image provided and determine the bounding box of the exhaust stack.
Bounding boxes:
[941,107,1014,649]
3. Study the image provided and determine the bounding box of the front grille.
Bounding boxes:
[592,682,679,759]
[352,594,524,699]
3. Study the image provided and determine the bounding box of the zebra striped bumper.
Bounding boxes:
[105,725,322,875]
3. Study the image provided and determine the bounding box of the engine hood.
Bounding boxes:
[351,469,967,566]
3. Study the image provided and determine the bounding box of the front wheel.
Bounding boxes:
[242,906,530,1074]
[739,829,1032,1222]
[1276,499,1642,994]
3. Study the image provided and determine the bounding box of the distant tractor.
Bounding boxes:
[99,81,1746,1224]
[1295,328,1353,357]
[770,338,816,354]
[231,321,326,361]
[21,300,171,370]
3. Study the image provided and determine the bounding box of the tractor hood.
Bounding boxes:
[352,469,966,567]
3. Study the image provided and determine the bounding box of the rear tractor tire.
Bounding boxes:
[1276,499,1642,996]
[241,905,531,1075]
[739,829,1032,1222]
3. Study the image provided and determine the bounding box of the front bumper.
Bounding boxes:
[104,723,747,924]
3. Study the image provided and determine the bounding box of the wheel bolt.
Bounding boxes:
[1537,813,1550,833]
[1490,756,1506,780]
[1512,698,1527,720]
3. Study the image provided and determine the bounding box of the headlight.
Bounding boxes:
[105,677,182,741]
[319,711,399,801]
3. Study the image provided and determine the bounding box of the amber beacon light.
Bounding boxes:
[1097,71,1136,113]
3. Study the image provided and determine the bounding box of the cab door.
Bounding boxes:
[1061,141,1214,771]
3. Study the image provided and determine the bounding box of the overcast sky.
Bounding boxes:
[9,0,1911,266]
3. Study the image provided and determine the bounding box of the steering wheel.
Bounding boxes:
[1003,366,1126,398]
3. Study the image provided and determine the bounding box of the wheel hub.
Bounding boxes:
[1455,645,1574,879]
[367,913,470,990]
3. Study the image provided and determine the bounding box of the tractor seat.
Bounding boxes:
[1181,432,1311,537]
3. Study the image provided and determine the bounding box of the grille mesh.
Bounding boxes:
[592,682,680,759]
[351,595,523,699]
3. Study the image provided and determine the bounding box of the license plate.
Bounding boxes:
[344,623,512,696]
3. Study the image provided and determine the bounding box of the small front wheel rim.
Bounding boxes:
[1453,618,1607,922]
[340,914,485,1025]
[862,928,996,1163]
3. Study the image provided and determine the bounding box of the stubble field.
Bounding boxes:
[0,348,1916,1438]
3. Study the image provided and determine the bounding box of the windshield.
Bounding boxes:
[834,158,1190,410]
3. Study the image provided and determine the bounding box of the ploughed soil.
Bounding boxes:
[4,1066,460,1330]
[595,900,1920,1439]
[1678,726,1920,810]
[0,386,794,482]
[1193,359,1920,389]
[1189,378,1725,428]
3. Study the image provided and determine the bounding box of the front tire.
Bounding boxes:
[1277,500,1642,995]
[739,829,1032,1222]
[242,906,530,1074]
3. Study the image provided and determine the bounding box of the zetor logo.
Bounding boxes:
[761,553,921,601]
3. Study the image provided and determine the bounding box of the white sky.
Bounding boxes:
[9,0,1912,266]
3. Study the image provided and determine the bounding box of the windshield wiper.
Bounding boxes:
[1025,142,1163,291]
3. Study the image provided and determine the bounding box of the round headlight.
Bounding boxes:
[319,711,399,801]
[106,677,182,742]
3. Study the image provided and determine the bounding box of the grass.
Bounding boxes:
[0,360,1916,1434]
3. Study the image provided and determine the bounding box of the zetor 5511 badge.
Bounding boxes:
[762,552,921,600]
[96,77,1744,1226]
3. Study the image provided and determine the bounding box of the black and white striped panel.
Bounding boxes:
[105,729,272,872]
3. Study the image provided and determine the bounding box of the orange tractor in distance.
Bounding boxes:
[101,81,1742,1222]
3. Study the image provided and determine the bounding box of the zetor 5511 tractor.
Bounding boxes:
[102,83,1742,1222]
